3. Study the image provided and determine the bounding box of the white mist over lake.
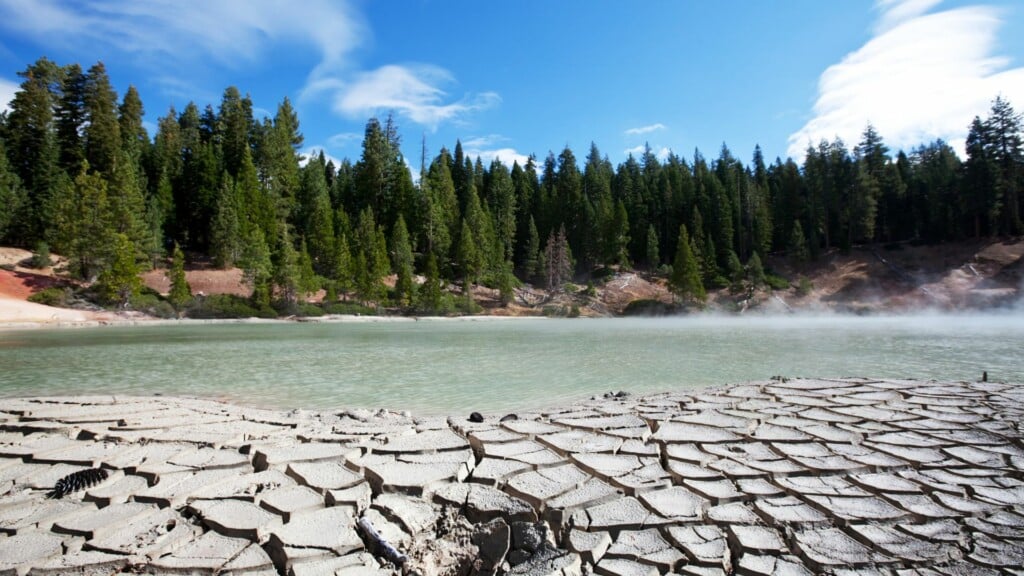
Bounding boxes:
[1,314,1021,414]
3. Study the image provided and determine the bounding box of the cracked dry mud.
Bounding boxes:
[1,377,1023,575]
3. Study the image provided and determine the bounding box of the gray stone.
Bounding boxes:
[637,486,706,521]
[584,497,668,531]
[148,530,251,573]
[265,506,363,570]
[372,493,436,535]
[728,525,786,553]
[133,467,240,507]
[568,529,612,565]
[252,442,360,471]
[52,501,156,539]
[665,525,728,566]
[593,558,659,576]
[326,481,372,513]
[86,506,198,557]
[374,428,469,453]
[794,527,894,568]
[506,465,590,509]
[0,532,64,573]
[259,484,325,522]
[653,422,742,443]
[286,460,364,493]
[605,529,685,571]
[26,549,130,575]
[472,518,510,571]
[188,498,283,539]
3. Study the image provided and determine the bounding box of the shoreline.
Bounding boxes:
[2,378,1023,575]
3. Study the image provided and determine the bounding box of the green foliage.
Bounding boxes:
[746,252,766,287]
[4,55,1024,315]
[797,276,813,296]
[669,224,705,303]
[238,226,272,306]
[97,232,141,308]
[27,287,69,307]
[167,243,191,310]
[391,215,415,307]
[417,252,444,313]
[30,241,52,269]
[321,300,378,315]
[765,273,790,291]
[131,288,177,319]
[186,294,277,319]
[645,225,659,268]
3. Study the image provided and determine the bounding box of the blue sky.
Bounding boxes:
[1,0,1023,172]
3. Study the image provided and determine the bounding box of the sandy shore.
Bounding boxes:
[2,377,1023,575]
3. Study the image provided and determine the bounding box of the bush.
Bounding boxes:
[583,281,597,298]
[797,276,813,296]
[621,299,677,316]
[186,294,277,319]
[321,301,378,316]
[296,303,326,317]
[30,242,52,269]
[131,290,178,319]
[28,287,69,307]
[568,304,581,318]
[765,273,790,291]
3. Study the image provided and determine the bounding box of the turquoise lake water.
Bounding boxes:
[1,315,1022,414]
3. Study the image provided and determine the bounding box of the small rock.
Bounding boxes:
[512,520,547,553]
[469,412,485,423]
[472,518,511,572]
[500,414,519,422]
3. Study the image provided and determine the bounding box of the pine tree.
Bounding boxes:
[498,260,515,306]
[50,165,111,280]
[83,62,121,177]
[239,226,272,306]
[391,215,415,307]
[297,240,319,298]
[457,218,480,293]
[788,220,809,263]
[98,233,141,308]
[210,175,240,268]
[273,227,301,307]
[6,58,62,243]
[645,225,660,268]
[168,243,192,311]
[419,252,443,313]
[669,224,705,303]
[522,215,540,281]
[747,252,766,287]
[543,225,572,292]
[332,230,354,297]
[55,63,86,175]
[726,250,744,286]
[0,138,25,242]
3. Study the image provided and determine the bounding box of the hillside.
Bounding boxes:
[1,238,1021,324]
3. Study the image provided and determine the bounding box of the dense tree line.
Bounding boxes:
[0,58,1022,309]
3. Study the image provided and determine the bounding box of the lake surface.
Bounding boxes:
[1,315,1022,415]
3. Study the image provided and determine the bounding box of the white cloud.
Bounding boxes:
[0,77,18,113]
[324,64,500,129]
[0,1,496,130]
[625,123,667,136]
[327,132,361,148]
[623,145,672,160]
[0,0,364,73]
[788,0,1024,159]
[455,134,530,168]
[300,146,344,168]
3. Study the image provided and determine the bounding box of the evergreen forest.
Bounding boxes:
[1,58,1022,313]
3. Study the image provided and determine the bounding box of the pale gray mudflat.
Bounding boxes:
[1,377,1023,575]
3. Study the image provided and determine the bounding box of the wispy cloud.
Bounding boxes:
[0,77,18,113]
[318,64,500,129]
[327,132,362,148]
[0,1,497,130]
[625,123,667,136]
[0,0,364,72]
[788,0,1024,158]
